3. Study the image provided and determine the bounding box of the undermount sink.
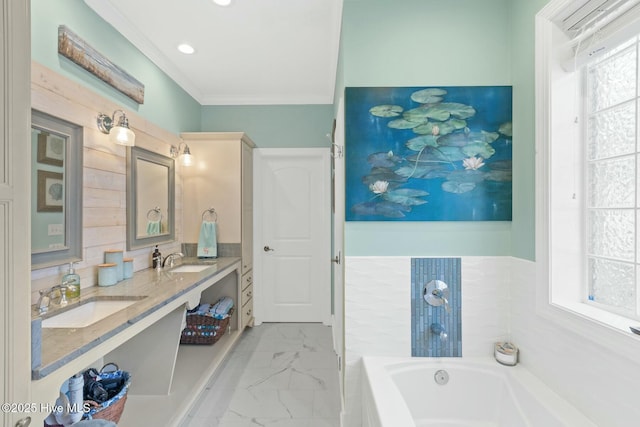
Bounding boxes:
[170,264,214,273]
[41,297,145,329]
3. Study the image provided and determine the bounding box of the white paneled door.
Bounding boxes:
[255,148,331,324]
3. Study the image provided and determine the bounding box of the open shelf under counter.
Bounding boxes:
[118,328,244,426]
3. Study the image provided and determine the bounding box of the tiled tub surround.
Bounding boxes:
[411,258,462,357]
[31,257,242,426]
[344,256,511,426]
[346,256,640,426]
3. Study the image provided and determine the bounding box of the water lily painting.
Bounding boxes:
[345,86,512,221]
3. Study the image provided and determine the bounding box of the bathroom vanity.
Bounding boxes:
[31,257,244,426]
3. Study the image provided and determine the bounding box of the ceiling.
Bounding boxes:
[84,0,343,106]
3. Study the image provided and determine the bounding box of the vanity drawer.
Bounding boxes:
[241,298,254,328]
[241,282,253,307]
[242,272,253,291]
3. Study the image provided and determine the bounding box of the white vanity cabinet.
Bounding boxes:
[181,132,255,327]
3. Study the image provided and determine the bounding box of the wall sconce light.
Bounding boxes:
[170,141,194,166]
[97,110,136,146]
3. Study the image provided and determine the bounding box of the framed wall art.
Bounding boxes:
[37,170,64,212]
[37,131,65,167]
[345,86,512,221]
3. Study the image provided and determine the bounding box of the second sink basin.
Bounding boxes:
[42,297,144,328]
[170,264,213,273]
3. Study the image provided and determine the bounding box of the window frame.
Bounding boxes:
[535,0,640,355]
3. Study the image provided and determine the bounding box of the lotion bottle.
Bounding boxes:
[62,262,80,299]
[152,245,162,270]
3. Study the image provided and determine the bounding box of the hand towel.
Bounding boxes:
[197,221,218,258]
[146,220,161,236]
[211,296,234,319]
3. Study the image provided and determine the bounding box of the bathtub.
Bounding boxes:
[362,357,596,427]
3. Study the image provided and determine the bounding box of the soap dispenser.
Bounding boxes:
[152,245,162,270]
[62,262,80,299]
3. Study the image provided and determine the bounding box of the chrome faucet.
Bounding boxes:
[36,282,70,315]
[162,252,184,269]
[431,288,451,313]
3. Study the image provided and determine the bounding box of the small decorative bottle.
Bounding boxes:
[152,245,162,270]
[63,262,81,299]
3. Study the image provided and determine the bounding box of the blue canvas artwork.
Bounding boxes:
[345,86,512,221]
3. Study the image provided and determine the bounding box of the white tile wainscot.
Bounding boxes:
[30,258,244,427]
[343,256,510,426]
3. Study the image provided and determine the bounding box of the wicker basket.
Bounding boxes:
[84,369,131,423]
[180,307,234,345]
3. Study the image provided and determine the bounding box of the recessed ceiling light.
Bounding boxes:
[178,44,195,55]
[213,0,232,6]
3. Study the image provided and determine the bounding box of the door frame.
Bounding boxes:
[253,147,332,326]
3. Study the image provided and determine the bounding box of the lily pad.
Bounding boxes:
[388,119,421,129]
[438,130,499,147]
[370,105,403,118]
[406,135,439,151]
[362,167,406,185]
[395,164,449,179]
[407,146,467,163]
[383,189,429,206]
[411,88,447,104]
[484,169,512,182]
[413,119,467,136]
[446,169,486,183]
[498,121,512,137]
[437,103,476,119]
[367,152,402,168]
[351,201,411,218]
[461,143,496,159]
[402,107,433,123]
[442,181,476,194]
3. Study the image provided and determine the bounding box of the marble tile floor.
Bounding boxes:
[180,323,341,427]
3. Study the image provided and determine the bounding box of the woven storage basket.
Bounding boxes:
[180,307,234,345]
[84,369,131,423]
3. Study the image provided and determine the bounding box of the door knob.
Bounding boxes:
[263,246,275,252]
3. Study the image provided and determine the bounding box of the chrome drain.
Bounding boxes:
[434,369,449,385]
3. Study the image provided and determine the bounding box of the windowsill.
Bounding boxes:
[537,296,640,363]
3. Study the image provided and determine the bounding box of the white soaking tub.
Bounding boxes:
[362,357,596,427]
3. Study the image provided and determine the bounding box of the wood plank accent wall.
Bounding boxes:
[30,61,184,302]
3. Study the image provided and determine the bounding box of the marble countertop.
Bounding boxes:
[31,257,241,380]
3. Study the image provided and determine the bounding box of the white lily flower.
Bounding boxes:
[431,125,440,136]
[463,157,485,170]
[369,180,389,194]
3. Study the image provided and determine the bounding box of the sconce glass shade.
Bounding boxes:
[110,125,135,146]
[170,142,194,166]
[97,110,135,146]
[181,145,193,166]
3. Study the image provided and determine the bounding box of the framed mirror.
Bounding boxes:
[126,146,175,250]
[31,110,83,269]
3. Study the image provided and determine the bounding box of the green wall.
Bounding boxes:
[340,0,517,257]
[31,0,201,134]
[509,0,551,261]
[201,105,334,148]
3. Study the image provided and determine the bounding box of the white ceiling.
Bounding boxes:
[84,0,343,105]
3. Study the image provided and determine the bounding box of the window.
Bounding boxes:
[585,36,640,319]
[536,0,640,342]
